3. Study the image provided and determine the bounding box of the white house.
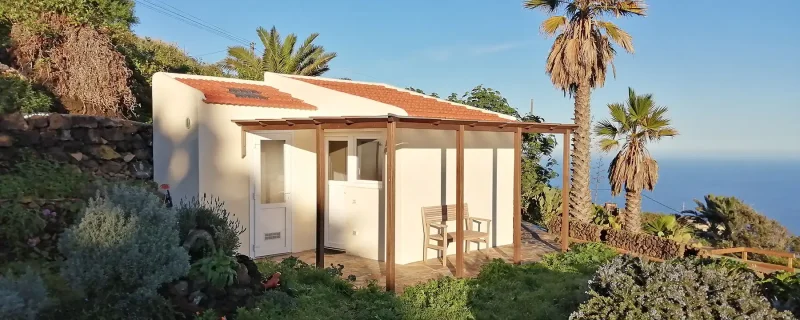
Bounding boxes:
[151,72,574,283]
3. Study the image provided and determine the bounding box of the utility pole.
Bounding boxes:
[529,99,534,115]
[249,42,255,54]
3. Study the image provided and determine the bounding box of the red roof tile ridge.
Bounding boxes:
[283,74,518,121]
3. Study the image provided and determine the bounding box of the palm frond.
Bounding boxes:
[594,119,620,138]
[597,21,634,53]
[599,138,621,152]
[231,25,336,78]
[541,16,567,35]
[601,0,648,17]
[523,0,564,13]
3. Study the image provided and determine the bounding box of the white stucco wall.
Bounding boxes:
[152,73,202,202]
[395,129,514,265]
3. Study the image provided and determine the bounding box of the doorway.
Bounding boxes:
[324,133,384,251]
[250,132,293,257]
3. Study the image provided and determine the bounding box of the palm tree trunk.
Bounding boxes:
[569,83,593,222]
[623,187,642,232]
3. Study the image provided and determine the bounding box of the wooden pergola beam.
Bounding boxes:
[315,124,325,268]
[386,119,397,291]
[560,129,572,252]
[455,125,465,277]
[513,127,522,263]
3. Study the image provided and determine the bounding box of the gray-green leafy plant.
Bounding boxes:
[176,195,246,256]
[58,184,189,319]
[571,256,794,319]
[0,268,49,320]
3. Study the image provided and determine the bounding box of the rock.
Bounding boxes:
[71,116,98,128]
[62,141,84,153]
[58,130,72,141]
[0,134,12,147]
[101,128,127,141]
[170,280,189,297]
[236,263,251,286]
[120,122,139,134]
[228,287,251,298]
[39,131,57,147]
[48,114,72,129]
[89,145,121,160]
[26,115,49,128]
[72,128,103,143]
[84,160,99,168]
[0,112,29,130]
[100,161,124,173]
[131,161,152,179]
[133,148,152,160]
[123,153,135,162]
[99,117,122,128]
[116,141,131,152]
[17,131,40,145]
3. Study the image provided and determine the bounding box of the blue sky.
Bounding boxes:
[133,0,800,160]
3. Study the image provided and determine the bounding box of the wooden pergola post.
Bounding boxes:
[385,119,397,291]
[513,127,522,264]
[455,125,465,277]
[560,130,571,252]
[315,124,326,267]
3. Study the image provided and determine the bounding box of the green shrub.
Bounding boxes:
[247,258,400,320]
[190,250,238,289]
[0,203,46,253]
[177,195,245,256]
[399,243,617,320]
[58,184,189,319]
[0,268,49,320]
[0,75,52,115]
[0,154,94,200]
[400,277,473,320]
[526,186,562,228]
[572,256,794,319]
[762,271,800,317]
[642,214,693,243]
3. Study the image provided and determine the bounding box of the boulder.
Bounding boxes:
[0,134,12,147]
[71,116,99,128]
[26,115,49,128]
[0,112,29,130]
[89,145,121,160]
[101,128,127,141]
[48,114,72,129]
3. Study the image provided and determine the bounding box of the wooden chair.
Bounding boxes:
[421,204,492,266]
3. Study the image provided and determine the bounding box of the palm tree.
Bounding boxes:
[523,0,647,222]
[223,26,336,80]
[594,88,678,232]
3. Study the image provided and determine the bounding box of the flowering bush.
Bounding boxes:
[571,256,794,319]
[58,184,189,319]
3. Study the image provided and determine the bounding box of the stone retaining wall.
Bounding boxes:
[0,112,153,180]
[604,228,686,260]
[548,219,604,242]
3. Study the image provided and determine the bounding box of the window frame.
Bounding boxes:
[324,132,385,188]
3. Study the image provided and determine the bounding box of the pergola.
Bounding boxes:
[233,114,577,291]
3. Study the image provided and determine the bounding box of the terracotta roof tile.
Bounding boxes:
[176,78,316,110]
[294,78,507,121]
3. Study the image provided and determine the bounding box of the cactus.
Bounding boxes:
[529,186,562,229]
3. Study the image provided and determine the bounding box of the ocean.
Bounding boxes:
[550,158,800,234]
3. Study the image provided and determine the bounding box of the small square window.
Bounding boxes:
[356,139,381,181]
[328,140,348,181]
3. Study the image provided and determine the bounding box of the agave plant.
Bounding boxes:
[643,215,693,243]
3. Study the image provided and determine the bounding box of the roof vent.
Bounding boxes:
[228,87,267,100]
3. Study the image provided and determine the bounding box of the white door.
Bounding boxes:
[252,133,292,257]
[325,137,349,249]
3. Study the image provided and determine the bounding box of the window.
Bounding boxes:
[328,140,348,181]
[356,139,381,181]
[260,140,285,204]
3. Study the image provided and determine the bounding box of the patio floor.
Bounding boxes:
[264,223,560,292]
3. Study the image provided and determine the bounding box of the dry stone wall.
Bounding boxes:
[548,219,603,242]
[604,228,686,260]
[0,112,153,180]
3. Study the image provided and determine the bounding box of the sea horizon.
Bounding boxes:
[550,157,800,235]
